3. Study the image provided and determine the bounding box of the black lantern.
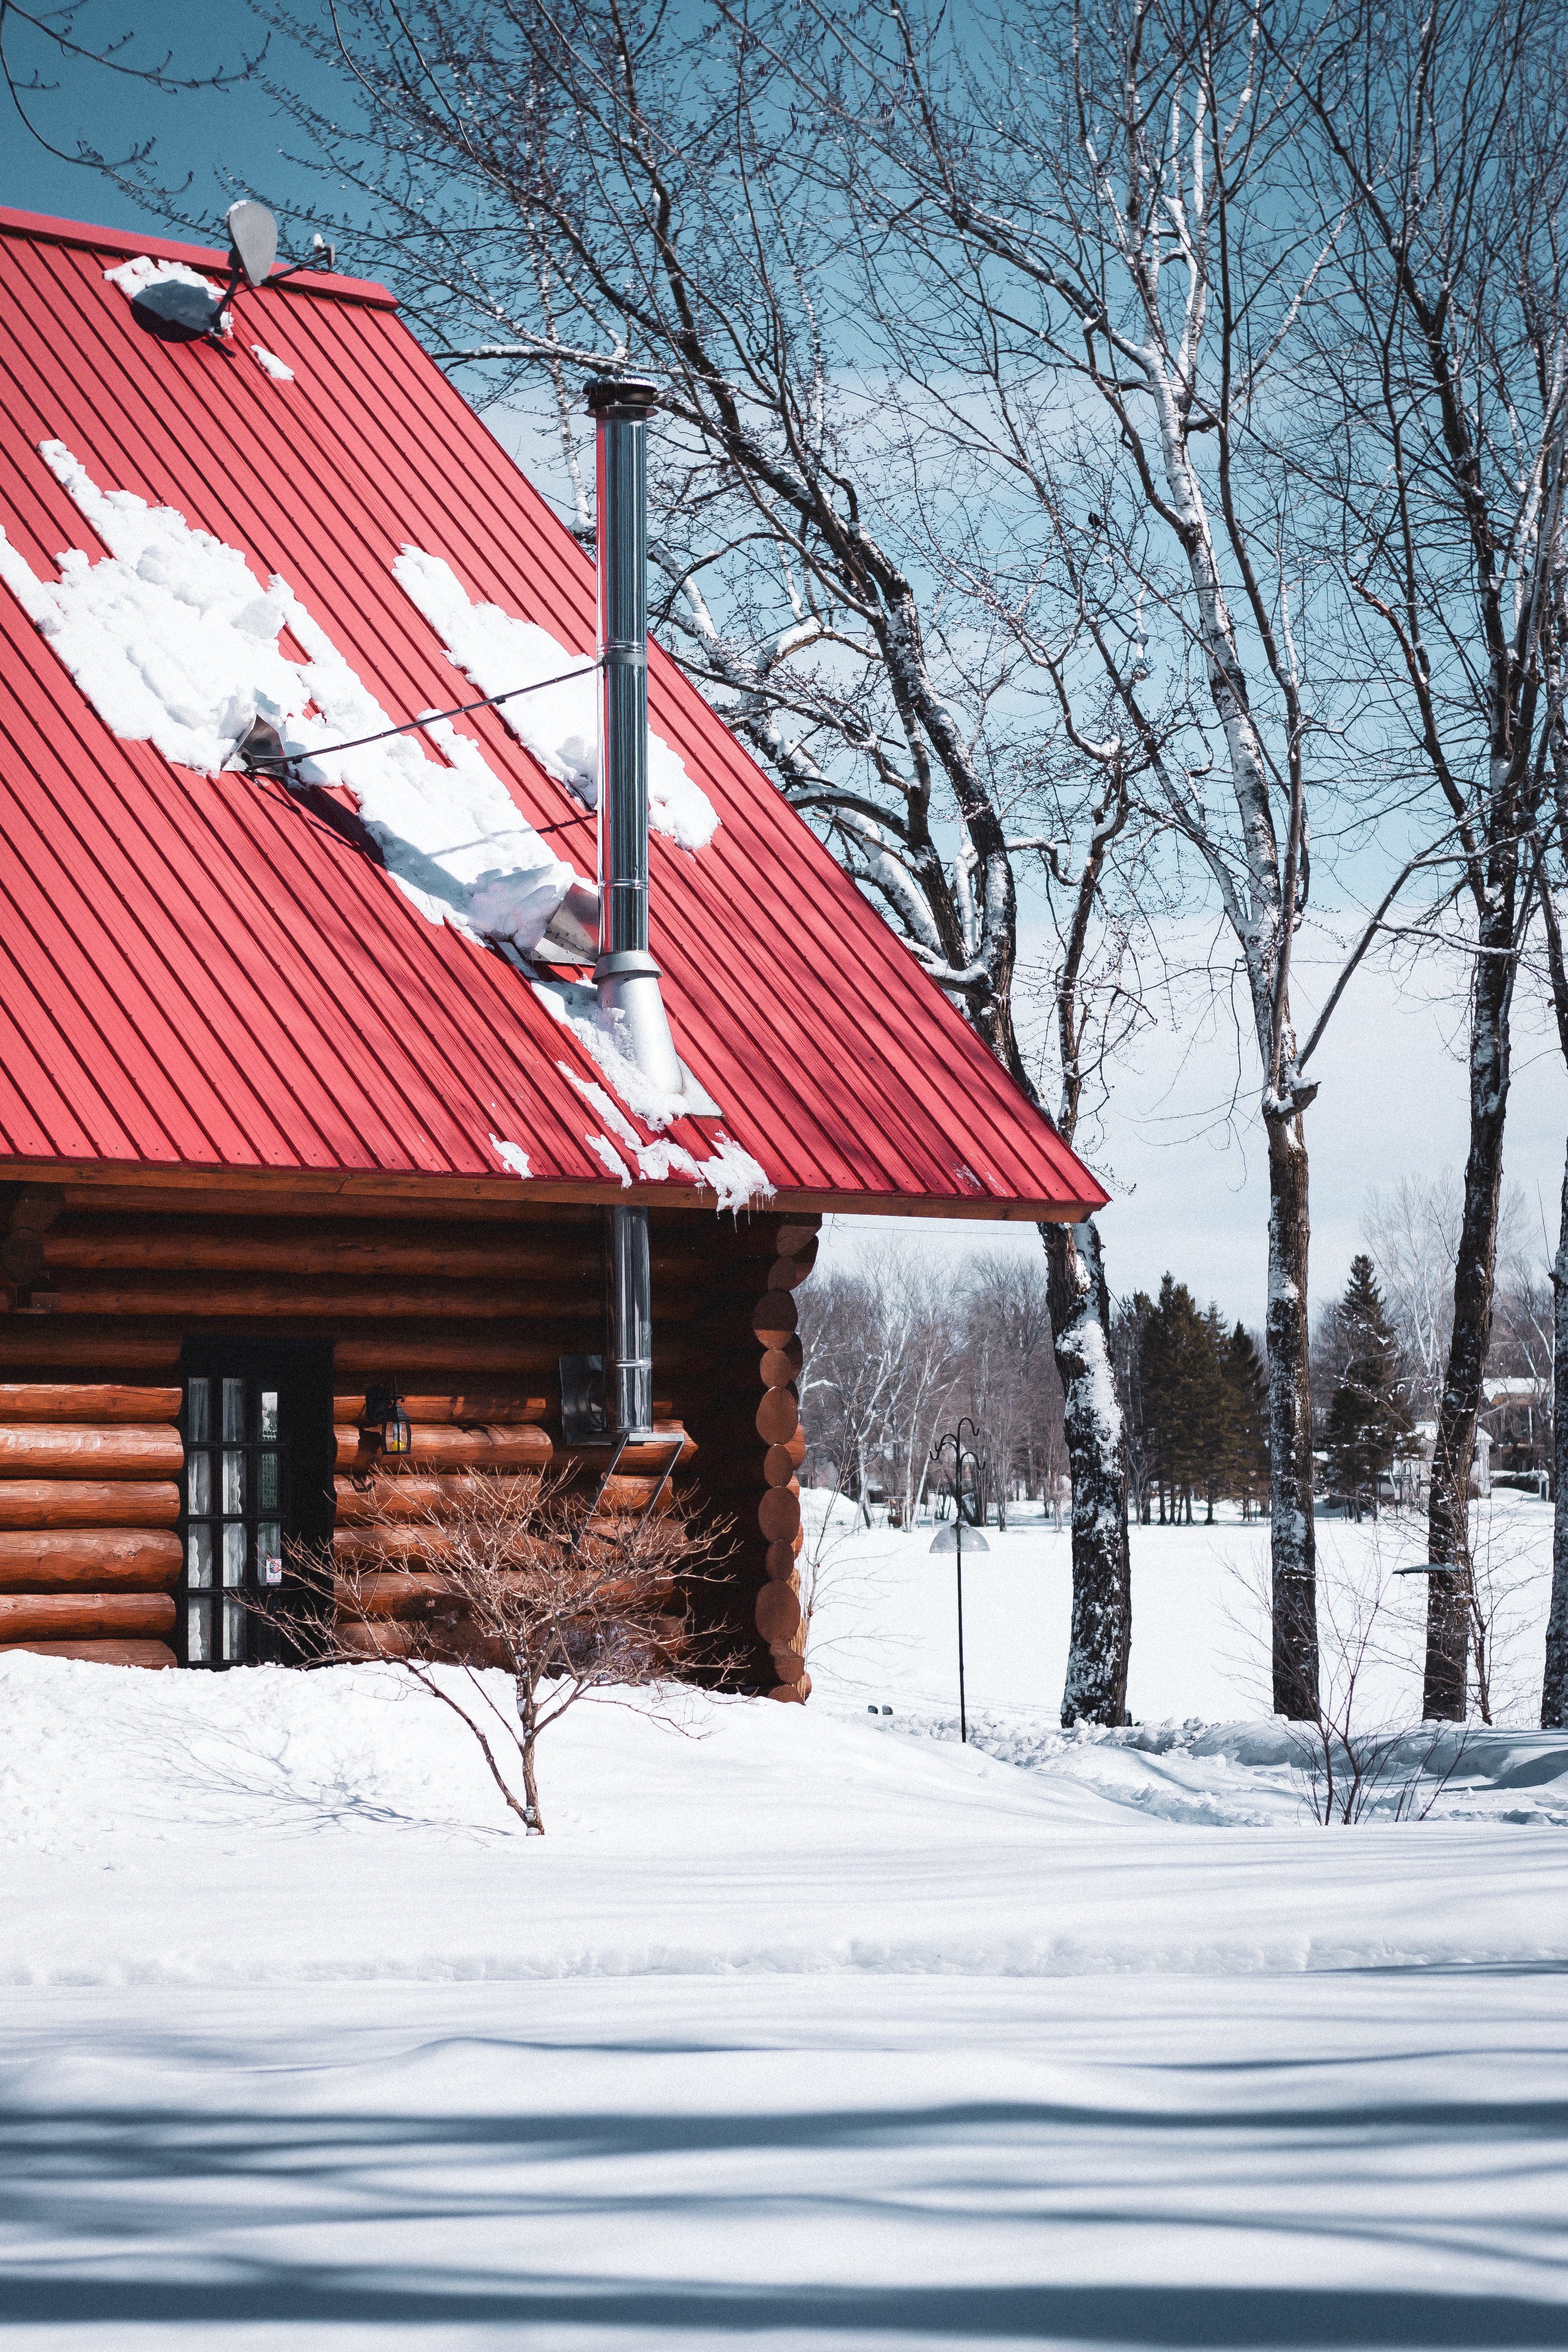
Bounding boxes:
[363,1383,412,1455]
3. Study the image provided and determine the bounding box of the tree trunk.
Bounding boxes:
[1266,1110,1318,1719]
[1424,941,1512,1719]
[1045,1216,1132,1727]
[518,1688,544,1834]
[1542,1143,1568,1729]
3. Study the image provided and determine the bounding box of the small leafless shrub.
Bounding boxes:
[274,1471,738,1834]
[1380,1480,1548,1729]
[1225,1543,1471,1824]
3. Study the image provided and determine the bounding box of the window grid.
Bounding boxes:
[181,1373,284,1666]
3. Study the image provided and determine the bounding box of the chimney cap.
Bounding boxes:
[585,375,659,418]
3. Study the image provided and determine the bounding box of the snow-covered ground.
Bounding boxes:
[803,1483,1559,1740]
[1,1502,1565,2350]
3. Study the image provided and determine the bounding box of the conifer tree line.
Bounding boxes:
[1119,1253,1432,1530]
[1114,1283,1269,1526]
[801,1212,1553,1542]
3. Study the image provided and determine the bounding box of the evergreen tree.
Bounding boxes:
[1220,1322,1270,1519]
[1325,1255,1413,1519]
[1140,1275,1229,1524]
[1200,1305,1245,1521]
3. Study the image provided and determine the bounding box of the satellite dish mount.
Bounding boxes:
[205,202,335,341]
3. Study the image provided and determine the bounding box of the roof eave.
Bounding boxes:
[0,1156,1105,1223]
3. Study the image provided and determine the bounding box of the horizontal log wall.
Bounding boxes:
[0,1192,799,1688]
[0,1380,182,1669]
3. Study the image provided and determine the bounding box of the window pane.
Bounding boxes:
[223,1379,245,1442]
[187,1450,211,1514]
[222,1450,244,1514]
[221,1597,245,1661]
[260,1390,279,1441]
[223,1523,246,1587]
[187,1598,211,1662]
[259,1523,282,1586]
[187,1524,214,1588]
[258,1450,279,1510]
[187,1379,211,1442]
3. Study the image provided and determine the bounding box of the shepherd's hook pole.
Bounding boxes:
[956,1515,967,1744]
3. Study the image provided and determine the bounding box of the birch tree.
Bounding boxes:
[797,1254,961,1519]
[1289,0,1568,1716]
[1361,1178,1461,1427]
[1525,483,1568,1729]
[799,0,1348,1716]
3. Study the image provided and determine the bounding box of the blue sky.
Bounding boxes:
[0,0,332,242]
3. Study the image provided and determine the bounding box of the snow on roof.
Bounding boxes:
[392,546,718,851]
[0,207,1107,1219]
[0,439,580,960]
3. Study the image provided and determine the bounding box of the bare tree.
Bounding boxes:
[798,0,1362,1717]
[959,1253,1063,1529]
[1286,0,1568,1716]
[1362,1177,1463,1426]
[1226,1543,1471,1822]
[1525,533,1568,1727]
[798,1249,962,1521]
[0,3,259,172]
[282,1471,733,1834]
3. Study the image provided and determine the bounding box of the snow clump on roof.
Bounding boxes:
[487,1135,532,1178]
[555,1058,764,1203]
[250,346,294,382]
[539,996,771,1210]
[0,441,578,959]
[104,255,221,301]
[393,546,720,853]
[583,1132,633,1186]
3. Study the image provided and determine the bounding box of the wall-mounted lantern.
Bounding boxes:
[363,1383,412,1456]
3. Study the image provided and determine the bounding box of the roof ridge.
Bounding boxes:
[0,206,394,308]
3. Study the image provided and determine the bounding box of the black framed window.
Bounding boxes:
[177,1340,334,1669]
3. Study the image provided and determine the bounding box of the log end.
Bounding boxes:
[754,1579,803,1644]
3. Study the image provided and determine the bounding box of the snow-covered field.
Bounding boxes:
[804,1484,1559,1744]
[1,1496,1565,2350]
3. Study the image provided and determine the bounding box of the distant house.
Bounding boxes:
[1393,1424,1493,1509]
[0,208,1105,1694]
[1479,1378,1552,1491]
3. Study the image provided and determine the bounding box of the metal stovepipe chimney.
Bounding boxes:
[587,376,683,1097]
[587,376,679,1441]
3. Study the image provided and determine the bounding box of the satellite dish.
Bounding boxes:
[225,201,278,289]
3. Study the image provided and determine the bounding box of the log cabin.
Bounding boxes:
[0,204,1107,1698]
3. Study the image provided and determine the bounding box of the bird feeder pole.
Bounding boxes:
[930,1417,988,1744]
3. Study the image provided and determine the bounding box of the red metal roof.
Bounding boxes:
[0,207,1106,1222]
